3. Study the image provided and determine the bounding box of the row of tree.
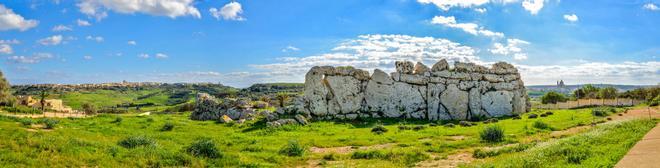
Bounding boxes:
[541,84,660,105]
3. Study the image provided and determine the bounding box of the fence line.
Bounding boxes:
[535,98,644,109]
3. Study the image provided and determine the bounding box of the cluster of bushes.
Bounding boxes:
[371,125,388,135]
[279,140,305,157]
[592,107,616,117]
[19,118,59,129]
[473,143,535,159]
[480,125,504,143]
[1,106,42,114]
[350,150,429,166]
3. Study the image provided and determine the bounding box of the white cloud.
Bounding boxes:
[563,14,578,22]
[138,53,149,59]
[643,3,659,11]
[417,0,490,10]
[431,15,504,38]
[282,45,300,52]
[7,53,54,64]
[77,19,91,26]
[127,40,136,45]
[83,55,93,60]
[475,8,487,13]
[0,44,12,54]
[86,35,104,42]
[77,0,201,20]
[37,35,64,46]
[52,25,72,31]
[490,38,530,60]
[522,0,544,15]
[0,4,39,31]
[0,39,20,44]
[155,53,168,59]
[210,2,245,21]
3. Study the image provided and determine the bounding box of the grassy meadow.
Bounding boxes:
[0,105,652,167]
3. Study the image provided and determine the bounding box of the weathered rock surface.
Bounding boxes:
[191,93,256,121]
[298,59,529,121]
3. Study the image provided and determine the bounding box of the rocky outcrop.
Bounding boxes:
[191,93,256,121]
[300,59,530,121]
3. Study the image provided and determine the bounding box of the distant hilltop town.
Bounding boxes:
[10,81,233,95]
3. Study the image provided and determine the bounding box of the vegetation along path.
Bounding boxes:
[616,107,660,168]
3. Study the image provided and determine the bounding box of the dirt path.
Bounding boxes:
[615,107,660,168]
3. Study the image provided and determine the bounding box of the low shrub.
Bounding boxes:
[593,107,616,117]
[480,125,504,143]
[540,114,548,117]
[161,122,175,131]
[545,111,554,115]
[279,140,305,157]
[118,136,156,148]
[40,118,59,129]
[532,120,551,130]
[2,106,42,114]
[371,125,388,134]
[351,150,389,159]
[185,138,222,158]
[111,117,123,123]
[19,118,34,127]
[473,149,498,159]
[323,153,337,161]
[459,121,473,127]
[413,125,426,131]
[528,114,538,119]
[398,125,411,130]
[444,123,455,127]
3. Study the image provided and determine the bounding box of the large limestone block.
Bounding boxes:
[371,69,394,85]
[365,80,398,117]
[440,84,469,120]
[483,74,505,82]
[427,83,449,120]
[481,91,513,117]
[468,88,482,117]
[303,67,330,116]
[413,62,430,75]
[396,61,414,74]
[399,73,428,85]
[325,75,364,114]
[431,59,449,72]
[511,89,527,114]
[392,82,426,117]
[491,62,518,74]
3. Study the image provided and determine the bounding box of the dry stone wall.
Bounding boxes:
[301,59,530,121]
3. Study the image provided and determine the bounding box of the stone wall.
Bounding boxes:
[301,59,530,121]
[191,93,256,121]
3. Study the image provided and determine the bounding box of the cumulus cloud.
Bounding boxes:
[417,0,490,10]
[83,55,93,60]
[52,25,72,31]
[431,15,504,38]
[643,3,659,11]
[563,14,578,22]
[0,39,20,44]
[138,53,149,59]
[0,44,12,54]
[475,8,487,13]
[490,38,530,60]
[127,40,136,45]
[522,0,544,15]
[77,0,201,20]
[282,45,300,52]
[37,35,64,46]
[85,35,104,42]
[7,53,54,64]
[155,53,168,59]
[77,19,91,26]
[210,2,245,21]
[0,4,39,31]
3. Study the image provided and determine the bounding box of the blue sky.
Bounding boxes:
[0,0,658,87]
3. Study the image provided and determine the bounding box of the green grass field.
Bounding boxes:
[0,106,647,167]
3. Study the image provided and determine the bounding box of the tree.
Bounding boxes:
[39,89,50,111]
[574,84,600,99]
[82,103,97,115]
[541,91,567,104]
[598,87,618,99]
[0,70,14,106]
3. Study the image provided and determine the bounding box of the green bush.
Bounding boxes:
[111,116,123,123]
[19,118,34,127]
[161,122,175,131]
[592,107,615,117]
[371,125,388,134]
[533,120,551,130]
[480,125,504,143]
[279,140,305,157]
[2,106,42,114]
[185,138,222,158]
[118,136,156,148]
[351,150,389,159]
[40,118,59,129]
